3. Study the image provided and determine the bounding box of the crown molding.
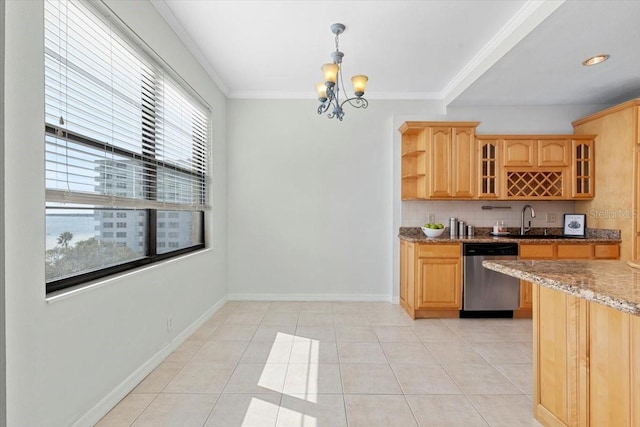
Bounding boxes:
[228,90,443,101]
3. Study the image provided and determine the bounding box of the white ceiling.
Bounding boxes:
[152,0,640,107]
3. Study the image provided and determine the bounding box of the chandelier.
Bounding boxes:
[316,23,369,121]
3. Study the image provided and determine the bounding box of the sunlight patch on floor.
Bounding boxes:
[257,331,321,409]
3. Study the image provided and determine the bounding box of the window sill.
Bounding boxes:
[45,247,212,304]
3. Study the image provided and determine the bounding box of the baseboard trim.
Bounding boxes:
[227,293,393,302]
[72,295,228,427]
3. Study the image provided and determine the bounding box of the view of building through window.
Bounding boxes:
[44,0,208,291]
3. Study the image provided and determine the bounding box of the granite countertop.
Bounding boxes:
[482,259,640,316]
[398,227,621,244]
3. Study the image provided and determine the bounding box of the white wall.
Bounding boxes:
[227,100,443,300]
[3,1,227,426]
[228,100,609,303]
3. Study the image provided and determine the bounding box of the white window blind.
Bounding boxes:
[44,0,209,211]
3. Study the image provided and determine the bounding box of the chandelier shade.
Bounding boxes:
[316,23,368,121]
[321,63,339,85]
[351,75,368,96]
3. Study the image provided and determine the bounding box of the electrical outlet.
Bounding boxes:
[546,213,557,223]
[167,315,173,332]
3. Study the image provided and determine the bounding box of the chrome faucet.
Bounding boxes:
[521,204,536,235]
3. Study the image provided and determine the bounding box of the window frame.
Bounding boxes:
[44,0,209,294]
[45,209,205,293]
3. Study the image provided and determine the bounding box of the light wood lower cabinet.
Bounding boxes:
[533,284,639,427]
[587,302,638,426]
[416,257,461,310]
[516,243,620,318]
[399,241,461,319]
[533,285,581,426]
[399,240,413,311]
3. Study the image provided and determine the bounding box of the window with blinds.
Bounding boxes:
[44,0,209,293]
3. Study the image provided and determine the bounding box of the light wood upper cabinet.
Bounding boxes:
[538,139,570,166]
[428,125,477,198]
[476,135,593,200]
[477,138,502,198]
[399,124,427,200]
[429,127,453,198]
[451,127,476,198]
[504,139,536,167]
[571,138,594,198]
[399,121,598,201]
[399,122,479,200]
[503,137,571,167]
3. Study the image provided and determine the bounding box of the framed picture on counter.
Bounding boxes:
[563,214,586,237]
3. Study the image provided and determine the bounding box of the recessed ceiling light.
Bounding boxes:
[582,54,610,66]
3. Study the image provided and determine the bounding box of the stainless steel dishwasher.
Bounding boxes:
[462,242,520,315]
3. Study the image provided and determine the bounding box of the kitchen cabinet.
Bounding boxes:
[501,136,593,200]
[571,139,594,198]
[429,126,477,198]
[516,244,555,317]
[504,139,536,167]
[533,285,640,427]
[400,121,596,200]
[586,302,638,426]
[477,134,593,200]
[533,284,582,427]
[516,243,620,318]
[399,239,619,320]
[503,137,570,167]
[399,122,479,200]
[556,244,592,259]
[538,139,571,167]
[399,242,462,318]
[399,123,427,199]
[399,239,414,311]
[573,99,640,260]
[477,138,502,198]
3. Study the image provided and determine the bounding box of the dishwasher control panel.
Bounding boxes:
[463,243,518,257]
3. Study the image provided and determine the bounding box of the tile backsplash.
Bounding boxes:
[402,200,576,229]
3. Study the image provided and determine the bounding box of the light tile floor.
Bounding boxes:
[97,301,544,427]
